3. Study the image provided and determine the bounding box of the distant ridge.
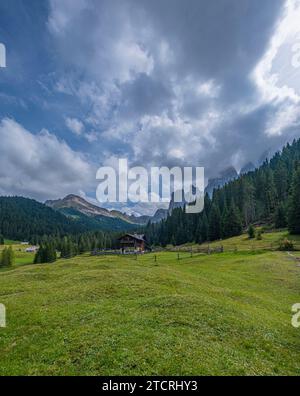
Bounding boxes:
[46,194,151,226]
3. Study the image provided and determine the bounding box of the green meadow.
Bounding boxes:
[0,234,300,376]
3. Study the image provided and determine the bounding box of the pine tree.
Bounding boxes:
[221,204,229,238]
[208,204,221,241]
[34,244,56,264]
[200,213,208,242]
[288,167,300,234]
[222,201,242,238]
[247,224,255,239]
[274,204,287,228]
[195,219,202,244]
[263,168,278,218]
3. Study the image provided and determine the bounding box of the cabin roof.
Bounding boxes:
[118,233,146,242]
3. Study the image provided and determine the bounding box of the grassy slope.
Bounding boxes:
[0,248,300,375]
[176,230,300,251]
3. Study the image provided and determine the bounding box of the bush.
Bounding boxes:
[279,239,294,251]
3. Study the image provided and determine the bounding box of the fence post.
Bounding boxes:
[177,253,180,261]
[190,248,193,258]
[154,255,157,262]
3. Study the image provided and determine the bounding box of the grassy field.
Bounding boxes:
[0,241,300,375]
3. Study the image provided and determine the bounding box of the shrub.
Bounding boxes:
[279,239,294,251]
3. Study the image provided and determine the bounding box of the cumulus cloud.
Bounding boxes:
[0,118,95,201]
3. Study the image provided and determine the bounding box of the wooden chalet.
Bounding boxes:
[118,233,149,253]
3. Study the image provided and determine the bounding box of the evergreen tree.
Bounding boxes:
[34,244,56,264]
[221,204,229,238]
[222,201,242,238]
[247,224,255,239]
[208,204,221,241]
[263,168,278,218]
[288,167,300,234]
[274,204,287,228]
[200,213,208,242]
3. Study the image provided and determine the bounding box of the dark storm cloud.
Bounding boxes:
[47,0,297,183]
[135,0,283,95]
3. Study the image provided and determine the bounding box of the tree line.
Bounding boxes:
[34,230,120,264]
[145,138,300,246]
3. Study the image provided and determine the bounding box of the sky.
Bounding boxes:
[0,0,300,216]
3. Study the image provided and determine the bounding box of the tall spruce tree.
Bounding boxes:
[208,204,221,241]
[247,224,255,239]
[274,204,287,228]
[222,201,242,238]
[288,167,300,234]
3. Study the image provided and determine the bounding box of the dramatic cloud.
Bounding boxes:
[46,0,300,182]
[0,118,95,201]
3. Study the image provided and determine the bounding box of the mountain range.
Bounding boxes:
[46,163,254,226]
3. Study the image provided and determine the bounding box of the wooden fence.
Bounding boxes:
[90,242,300,257]
[91,249,147,256]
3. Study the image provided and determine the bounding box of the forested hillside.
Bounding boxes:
[146,138,300,246]
[0,197,89,241]
[57,207,139,232]
[0,196,140,242]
